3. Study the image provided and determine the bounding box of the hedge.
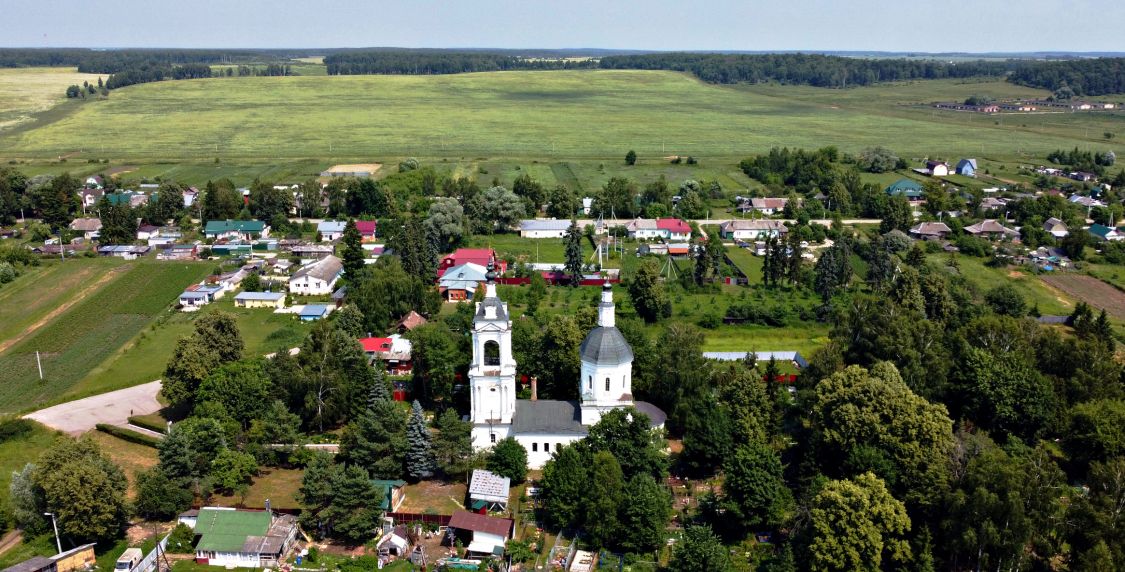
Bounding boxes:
[95,423,161,447]
[127,415,168,434]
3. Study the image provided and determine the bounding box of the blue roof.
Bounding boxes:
[205,220,266,234]
[180,291,210,300]
[300,304,330,317]
[317,221,347,233]
[885,179,924,198]
[1089,224,1115,238]
[235,292,285,301]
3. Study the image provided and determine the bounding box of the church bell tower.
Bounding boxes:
[468,264,516,430]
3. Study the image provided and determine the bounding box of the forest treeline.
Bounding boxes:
[1009,57,1125,96]
[324,51,598,75]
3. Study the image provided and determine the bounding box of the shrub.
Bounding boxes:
[95,423,160,447]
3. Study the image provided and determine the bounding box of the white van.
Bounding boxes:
[115,548,143,572]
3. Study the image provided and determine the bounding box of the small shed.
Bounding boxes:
[468,469,510,513]
[299,305,331,321]
[447,511,513,558]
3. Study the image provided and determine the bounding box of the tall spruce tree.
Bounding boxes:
[340,219,365,281]
[564,219,583,285]
[405,400,436,480]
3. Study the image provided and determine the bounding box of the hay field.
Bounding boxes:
[0,67,104,130]
[2,70,1120,162]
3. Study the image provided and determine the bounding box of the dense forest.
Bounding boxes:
[1009,57,1125,95]
[324,50,598,75]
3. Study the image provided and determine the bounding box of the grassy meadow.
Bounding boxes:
[0,67,103,130]
[0,260,212,414]
[1,70,1121,166]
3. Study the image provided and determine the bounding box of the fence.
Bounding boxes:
[386,512,452,526]
[132,532,171,572]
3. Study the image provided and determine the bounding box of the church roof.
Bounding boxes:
[475,294,508,321]
[512,400,587,435]
[579,326,634,366]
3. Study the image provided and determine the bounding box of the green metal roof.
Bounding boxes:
[205,220,266,234]
[885,179,924,198]
[194,508,271,553]
[371,479,405,510]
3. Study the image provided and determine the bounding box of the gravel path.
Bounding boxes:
[24,380,162,435]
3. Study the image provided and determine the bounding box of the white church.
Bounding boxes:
[468,270,666,468]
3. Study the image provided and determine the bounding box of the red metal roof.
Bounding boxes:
[656,218,691,234]
[359,337,392,353]
[355,221,377,235]
[448,510,513,538]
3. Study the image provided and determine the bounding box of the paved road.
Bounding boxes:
[24,381,163,435]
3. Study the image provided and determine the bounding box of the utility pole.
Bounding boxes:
[44,512,61,554]
[36,351,43,380]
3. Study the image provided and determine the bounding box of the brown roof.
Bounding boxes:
[448,511,513,538]
[396,311,428,331]
[750,198,789,209]
[69,218,102,231]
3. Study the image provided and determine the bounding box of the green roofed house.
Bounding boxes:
[885,179,925,202]
[191,507,299,568]
[204,220,270,241]
[372,479,407,512]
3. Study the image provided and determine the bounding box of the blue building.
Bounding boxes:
[299,304,331,321]
[956,159,978,177]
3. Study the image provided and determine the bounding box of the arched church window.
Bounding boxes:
[588,376,592,390]
[605,377,610,391]
[484,340,500,366]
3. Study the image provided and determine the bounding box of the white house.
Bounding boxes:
[68,218,103,240]
[1043,217,1069,238]
[190,507,299,568]
[316,221,347,242]
[519,219,571,239]
[719,219,788,241]
[468,276,665,469]
[625,218,661,239]
[581,197,594,215]
[749,197,789,215]
[289,255,343,295]
[137,225,162,241]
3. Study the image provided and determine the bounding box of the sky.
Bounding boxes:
[1,0,1122,53]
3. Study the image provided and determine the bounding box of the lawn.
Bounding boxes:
[0,258,127,349]
[210,468,305,510]
[930,254,1076,315]
[0,67,104,131]
[0,259,213,414]
[398,481,468,515]
[2,71,1119,165]
[86,430,159,498]
[75,294,314,404]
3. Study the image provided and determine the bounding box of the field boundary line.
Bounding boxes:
[0,265,125,355]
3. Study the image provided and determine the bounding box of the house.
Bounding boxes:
[581,197,594,215]
[289,255,343,296]
[316,221,346,242]
[447,511,514,558]
[719,219,788,240]
[372,479,407,512]
[98,245,151,259]
[77,188,104,209]
[1071,172,1098,183]
[1069,195,1106,209]
[1043,217,1069,238]
[656,218,692,241]
[376,527,411,559]
[84,175,104,190]
[183,187,199,208]
[137,224,162,241]
[519,219,571,239]
[926,161,950,177]
[980,197,1009,211]
[749,197,789,215]
[69,217,102,240]
[956,159,978,177]
[439,262,488,301]
[1088,224,1124,242]
[625,218,660,240]
[299,304,331,321]
[289,244,334,263]
[439,249,504,276]
[964,219,1020,240]
[179,285,223,311]
[190,507,299,568]
[885,179,925,202]
[204,220,269,241]
[1,544,96,572]
[360,337,393,360]
[106,191,149,208]
[909,222,952,239]
[355,220,378,242]
[396,311,427,333]
[234,292,286,309]
[468,469,510,513]
[157,244,199,260]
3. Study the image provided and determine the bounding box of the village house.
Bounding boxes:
[316,220,346,242]
[396,311,427,333]
[909,222,952,240]
[84,175,104,190]
[77,188,104,210]
[106,191,150,208]
[1071,172,1098,183]
[299,304,332,321]
[885,179,925,203]
[289,255,342,295]
[137,224,162,241]
[0,544,96,572]
[468,469,510,513]
[926,161,950,177]
[447,511,514,558]
[98,245,151,259]
[157,244,199,260]
[1088,223,1124,242]
[1069,195,1106,209]
[204,220,270,241]
[355,220,378,242]
[439,262,488,301]
[1043,217,1070,238]
[359,335,413,375]
[748,197,789,215]
[234,292,286,309]
[965,219,1020,240]
[179,284,224,311]
[372,479,407,512]
[624,218,661,240]
[183,187,199,208]
[657,218,692,241]
[288,244,334,264]
[955,159,978,177]
[623,218,691,241]
[190,507,299,568]
[719,219,788,241]
[519,219,571,239]
[980,197,1010,211]
[68,217,102,240]
[439,248,504,277]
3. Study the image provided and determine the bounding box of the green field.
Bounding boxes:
[0,258,127,346]
[929,254,1076,315]
[0,260,213,413]
[0,67,103,130]
[2,71,1120,167]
